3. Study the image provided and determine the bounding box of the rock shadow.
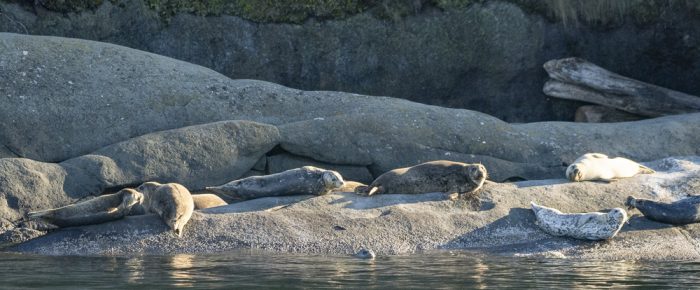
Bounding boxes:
[444,207,586,255]
[202,195,313,214]
[620,215,676,232]
[327,192,448,210]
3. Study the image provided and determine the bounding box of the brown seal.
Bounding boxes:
[192,193,228,210]
[27,188,143,228]
[355,160,487,197]
[136,182,195,237]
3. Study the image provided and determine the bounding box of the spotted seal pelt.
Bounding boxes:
[531,202,627,240]
[192,194,228,210]
[27,188,143,228]
[566,153,655,182]
[625,195,700,225]
[205,166,344,200]
[355,160,487,197]
[136,182,195,237]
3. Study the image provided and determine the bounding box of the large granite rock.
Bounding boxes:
[1,33,699,182]
[9,156,700,260]
[3,1,700,122]
[0,120,279,224]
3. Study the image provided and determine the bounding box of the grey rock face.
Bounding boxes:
[1,33,699,182]
[0,120,279,226]
[3,1,700,122]
[9,157,700,261]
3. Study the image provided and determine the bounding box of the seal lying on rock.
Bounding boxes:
[355,160,487,197]
[206,166,345,200]
[136,182,195,237]
[27,188,143,228]
[566,153,655,182]
[625,196,700,225]
[192,194,228,210]
[531,202,627,240]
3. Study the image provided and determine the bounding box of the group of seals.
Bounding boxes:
[26,151,673,244]
[28,182,196,237]
[566,153,655,182]
[530,153,657,240]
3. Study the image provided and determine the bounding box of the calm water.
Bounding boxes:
[1,250,698,289]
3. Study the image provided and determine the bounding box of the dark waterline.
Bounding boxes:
[1,250,698,289]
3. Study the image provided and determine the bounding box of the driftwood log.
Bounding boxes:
[574,105,643,123]
[543,58,700,117]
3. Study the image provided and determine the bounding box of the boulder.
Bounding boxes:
[9,156,700,261]
[0,120,279,228]
[1,33,699,182]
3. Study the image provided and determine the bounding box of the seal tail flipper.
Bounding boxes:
[367,186,383,196]
[27,209,52,219]
[530,201,541,214]
[354,185,369,195]
[638,165,655,174]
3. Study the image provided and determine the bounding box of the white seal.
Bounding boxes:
[566,153,655,182]
[531,202,627,240]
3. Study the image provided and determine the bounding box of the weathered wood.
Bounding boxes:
[574,105,643,123]
[543,58,700,117]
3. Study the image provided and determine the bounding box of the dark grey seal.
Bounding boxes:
[625,195,700,225]
[355,160,487,197]
[27,188,143,228]
[205,166,344,200]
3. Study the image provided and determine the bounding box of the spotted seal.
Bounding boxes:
[205,166,344,200]
[136,182,195,237]
[355,160,487,197]
[566,153,655,182]
[531,202,627,240]
[27,188,143,228]
[625,195,700,225]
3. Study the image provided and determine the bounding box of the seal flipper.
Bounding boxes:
[367,186,384,196]
[354,185,369,195]
[638,165,655,174]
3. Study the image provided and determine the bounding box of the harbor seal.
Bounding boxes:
[205,166,344,200]
[27,188,143,228]
[566,153,655,182]
[531,202,627,240]
[192,194,228,210]
[355,160,487,197]
[625,195,700,225]
[136,182,195,237]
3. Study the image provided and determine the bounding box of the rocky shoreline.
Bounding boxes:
[1,33,699,260]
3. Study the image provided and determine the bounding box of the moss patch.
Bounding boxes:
[39,0,104,13]
[2,0,698,25]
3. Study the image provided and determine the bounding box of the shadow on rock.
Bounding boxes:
[202,195,313,214]
[328,192,449,210]
[445,207,582,254]
[621,215,676,232]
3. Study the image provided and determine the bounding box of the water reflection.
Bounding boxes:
[168,254,195,287]
[1,250,700,288]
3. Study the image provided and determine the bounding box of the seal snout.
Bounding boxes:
[467,164,488,185]
[624,196,637,210]
[566,165,583,182]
